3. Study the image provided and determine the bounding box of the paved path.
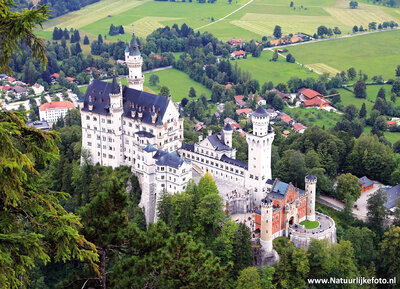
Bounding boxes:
[194,0,255,31]
[264,28,400,51]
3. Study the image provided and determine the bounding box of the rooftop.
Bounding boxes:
[40,101,75,111]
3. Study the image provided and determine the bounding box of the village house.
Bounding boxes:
[236,108,253,118]
[12,85,27,98]
[0,74,8,80]
[231,50,246,59]
[227,39,243,47]
[292,122,307,134]
[279,114,294,126]
[249,94,266,106]
[234,95,247,107]
[39,101,75,123]
[32,83,44,95]
[66,77,77,84]
[266,108,278,119]
[194,122,206,132]
[225,83,233,90]
[382,184,400,214]
[27,120,50,131]
[358,176,374,193]
[298,88,322,100]
[282,130,290,137]
[224,117,236,125]
[270,88,290,102]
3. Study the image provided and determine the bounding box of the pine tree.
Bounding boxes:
[0,110,98,288]
[83,35,90,45]
[189,86,197,98]
[359,103,367,118]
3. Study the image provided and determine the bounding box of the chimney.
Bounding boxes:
[208,130,212,136]
[198,135,203,142]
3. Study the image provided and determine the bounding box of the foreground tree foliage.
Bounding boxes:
[0,109,98,289]
[0,0,50,74]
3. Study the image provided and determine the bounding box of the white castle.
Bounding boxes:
[81,32,336,253]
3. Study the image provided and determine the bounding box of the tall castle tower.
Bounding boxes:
[245,107,274,202]
[108,76,124,167]
[305,174,317,221]
[125,31,144,91]
[260,197,273,252]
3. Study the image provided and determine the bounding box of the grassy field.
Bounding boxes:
[300,220,320,229]
[337,84,394,115]
[35,0,400,42]
[78,68,211,102]
[363,126,400,144]
[284,106,342,129]
[288,30,400,80]
[236,50,317,85]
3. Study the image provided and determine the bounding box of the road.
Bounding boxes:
[194,0,255,31]
[264,27,400,51]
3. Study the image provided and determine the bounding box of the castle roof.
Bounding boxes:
[153,150,186,169]
[272,180,289,196]
[126,31,141,56]
[220,154,248,169]
[306,174,317,182]
[224,123,233,131]
[110,76,120,94]
[207,133,233,151]
[144,143,157,152]
[182,143,195,152]
[82,80,170,125]
[252,107,269,118]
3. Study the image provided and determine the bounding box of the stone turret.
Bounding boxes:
[125,31,144,91]
[223,123,232,147]
[109,76,122,111]
[305,174,317,221]
[260,197,274,252]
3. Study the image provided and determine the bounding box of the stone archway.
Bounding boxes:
[289,216,294,226]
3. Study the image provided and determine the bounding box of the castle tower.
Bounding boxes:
[245,107,274,202]
[125,31,144,91]
[223,123,232,147]
[108,76,124,167]
[260,197,273,252]
[305,174,317,221]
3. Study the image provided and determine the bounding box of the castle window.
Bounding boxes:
[107,99,110,104]
[92,97,95,101]
[100,98,103,103]
[99,91,102,95]
[86,116,90,120]
[92,90,95,93]
[130,102,132,107]
[149,107,152,112]
[94,117,97,121]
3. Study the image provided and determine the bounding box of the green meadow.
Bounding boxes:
[78,68,211,102]
[283,106,342,129]
[337,84,394,116]
[288,30,400,80]
[36,0,400,42]
[236,50,317,85]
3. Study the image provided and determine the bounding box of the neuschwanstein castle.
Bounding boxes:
[81,32,336,254]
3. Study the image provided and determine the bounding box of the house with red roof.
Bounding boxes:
[303,97,330,108]
[248,94,266,106]
[292,122,307,134]
[230,123,242,131]
[225,83,233,90]
[227,39,243,47]
[299,88,322,100]
[279,114,294,125]
[231,50,246,59]
[6,77,16,83]
[66,77,77,83]
[270,88,290,102]
[39,101,75,123]
[234,95,247,108]
[236,108,253,118]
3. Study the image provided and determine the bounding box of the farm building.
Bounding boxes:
[234,95,247,107]
[358,176,374,193]
[292,123,307,134]
[231,50,246,59]
[236,108,253,118]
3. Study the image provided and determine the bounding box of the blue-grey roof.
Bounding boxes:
[110,76,120,94]
[27,120,50,130]
[358,176,374,188]
[266,179,274,185]
[224,123,233,131]
[208,133,232,151]
[298,189,306,196]
[306,174,317,182]
[182,143,194,152]
[144,143,157,153]
[383,185,400,209]
[252,107,269,118]
[136,131,154,138]
[262,197,273,204]
[255,209,261,214]
[272,180,289,195]
[127,32,141,56]
[220,154,248,169]
[155,150,185,169]
[269,192,285,199]
[82,80,170,124]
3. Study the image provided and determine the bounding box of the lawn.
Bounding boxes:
[236,50,317,86]
[143,68,211,102]
[300,220,320,229]
[288,30,400,81]
[363,126,400,144]
[284,106,342,129]
[337,84,394,116]
[78,68,210,103]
